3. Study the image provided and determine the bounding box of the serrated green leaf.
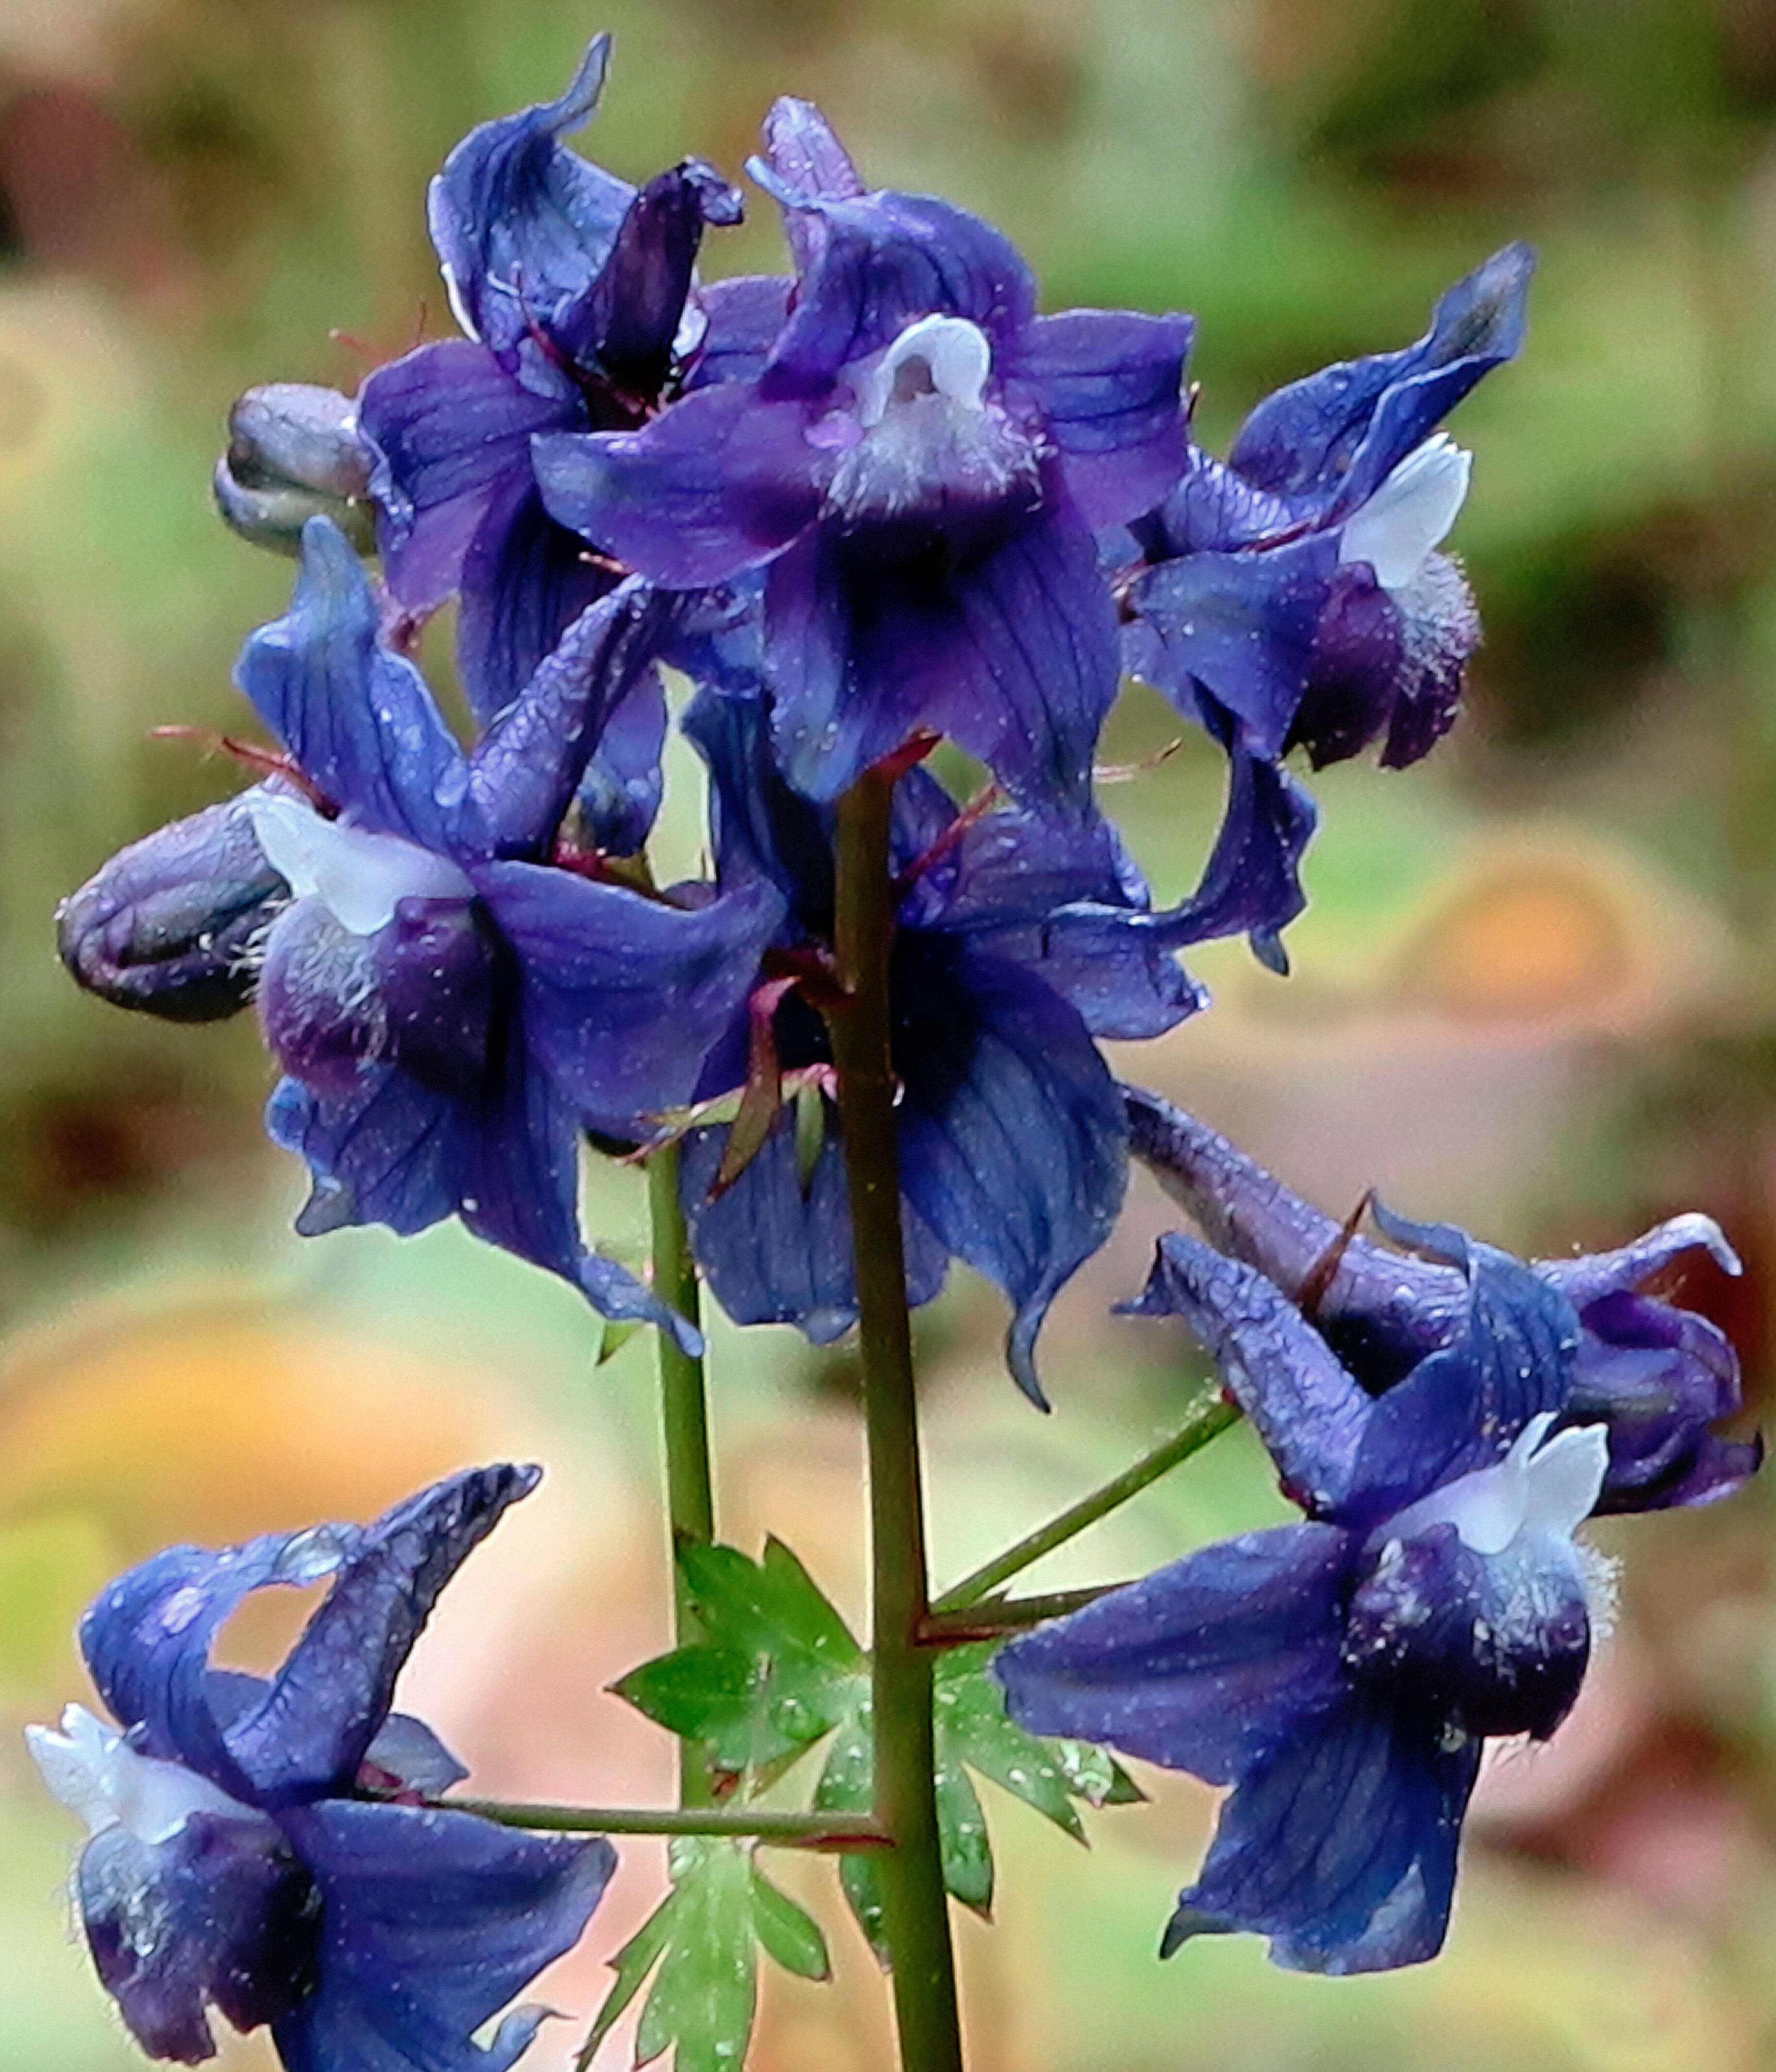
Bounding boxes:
[578,1888,685,2068]
[750,1867,832,1981]
[635,1838,758,2072]
[619,1541,867,1781]
[1049,1738,1146,1808]
[814,1710,888,1961]
[839,1851,890,1965]
[935,1758,993,1914]
[936,1652,1084,1839]
[612,1643,766,1762]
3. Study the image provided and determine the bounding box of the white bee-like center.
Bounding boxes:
[827,314,1036,523]
[1339,433,1472,594]
[1384,1411,1609,1559]
[248,792,473,938]
[27,1704,260,1846]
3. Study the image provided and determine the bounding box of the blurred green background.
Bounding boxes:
[2,0,1775,2066]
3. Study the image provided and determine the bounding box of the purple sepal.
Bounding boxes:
[680,1107,952,1344]
[749,99,1034,395]
[271,1800,613,2072]
[1172,1690,1478,1975]
[765,490,1117,813]
[1567,1295,1763,1512]
[533,383,823,588]
[901,799,1202,1041]
[1125,1086,1760,1510]
[1141,704,1318,973]
[1124,1236,1372,1517]
[562,159,744,393]
[80,1465,540,1806]
[456,475,613,727]
[996,1523,1356,1782]
[683,275,795,394]
[574,665,667,854]
[1126,538,1332,759]
[1228,243,1534,520]
[79,1813,317,2060]
[895,944,1127,1407]
[426,36,630,383]
[56,792,289,1024]
[999,308,1193,528]
[475,865,786,1134]
[359,339,575,629]
[467,577,673,856]
[234,519,474,852]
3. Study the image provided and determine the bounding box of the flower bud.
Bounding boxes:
[213,385,375,556]
[58,793,290,1022]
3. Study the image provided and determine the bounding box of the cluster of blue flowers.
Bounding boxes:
[41,32,1759,2068]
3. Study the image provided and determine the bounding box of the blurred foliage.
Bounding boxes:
[3,0,1776,2068]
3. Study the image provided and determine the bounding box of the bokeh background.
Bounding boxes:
[1,0,1775,2066]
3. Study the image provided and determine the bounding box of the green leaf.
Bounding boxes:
[936,1649,1084,1840]
[1050,1738,1147,1808]
[750,1866,832,1981]
[934,1758,992,1915]
[813,1709,888,1961]
[635,1838,758,2072]
[579,1888,685,2068]
[595,1317,644,1366]
[616,1540,867,1781]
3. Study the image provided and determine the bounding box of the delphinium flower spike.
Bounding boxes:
[28,1465,612,2070]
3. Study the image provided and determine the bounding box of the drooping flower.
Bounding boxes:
[1118,245,1533,961]
[1125,1085,1761,1510]
[997,1098,1758,1971]
[997,1219,1613,1972]
[61,517,781,1347]
[672,694,1200,1403]
[535,96,1193,815]
[356,35,744,721]
[28,1464,612,2070]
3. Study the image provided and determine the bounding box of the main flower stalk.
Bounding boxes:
[648,1143,718,1808]
[827,770,966,2072]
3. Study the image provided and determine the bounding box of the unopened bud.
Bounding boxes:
[213,384,375,556]
[58,792,291,1022]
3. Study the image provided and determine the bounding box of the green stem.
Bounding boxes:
[826,770,966,2072]
[648,1143,717,1810]
[454,1801,890,1850]
[931,1387,1238,1613]
[918,1586,1115,1645]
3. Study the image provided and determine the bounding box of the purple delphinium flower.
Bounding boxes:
[1125,1085,1761,1511]
[356,35,743,721]
[673,694,1200,1404]
[1118,245,1533,961]
[59,516,782,1347]
[27,1464,612,2071]
[535,97,1193,815]
[997,1218,1617,1972]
